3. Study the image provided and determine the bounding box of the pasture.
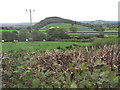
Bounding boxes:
[2,41,93,52]
[0,29,19,32]
[45,23,93,31]
[68,33,118,38]
[1,23,119,88]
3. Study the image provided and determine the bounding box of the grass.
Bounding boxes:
[39,29,46,32]
[93,38,119,46]
[68,33,100,35]
[106,35,118,38]
[68,33,118,37]
[45,23,93,31]
[2,41,93,52]
[104,30,118,32]
[0,29,19,32]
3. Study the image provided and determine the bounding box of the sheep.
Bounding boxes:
[13,40,18,43]
[43,39,46,41]
[26,39,28,42]
[1,40,4,42]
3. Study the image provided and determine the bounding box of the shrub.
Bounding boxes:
[70,26,77,32]
[31,31,47,41]
[46,28,70,40]
[18,30,29,41]
[77,34,93,39]
[2,31,18,41]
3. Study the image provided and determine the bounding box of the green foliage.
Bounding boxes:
[70,26,77,32]
[94,26,105,32]
[31,31,47,41]
[93,26,105,38]
[93,38,119,46]
[18,29,29,41]
[78,34,93,39]
[2,45,119,88]
[46,28,70,40]
[2,31,18,41]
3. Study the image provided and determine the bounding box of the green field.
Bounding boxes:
[2,23,119,88]
[1,23,118,52]
[68,33,100,35]
[1,23,118,33]
[68,33,118,37]
[2,41,93,52]
[104,30,118,32]
[0,29,19,32]
[45,23,93,31]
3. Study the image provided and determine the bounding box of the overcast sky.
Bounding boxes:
[0,0,119,23]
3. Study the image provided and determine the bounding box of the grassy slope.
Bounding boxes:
[43,23,93,31]
[40,23,118,37]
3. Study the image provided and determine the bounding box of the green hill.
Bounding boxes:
[33,17,83,29]
[43,23,93,31]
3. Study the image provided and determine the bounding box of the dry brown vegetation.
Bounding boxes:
[2,45,120,88]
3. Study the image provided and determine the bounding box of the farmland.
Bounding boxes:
[2,41,92,52]
[45,23,93,31]
[1,20,120,88]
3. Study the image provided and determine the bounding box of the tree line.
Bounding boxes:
[2,25,106,42]
[2,28,70,42]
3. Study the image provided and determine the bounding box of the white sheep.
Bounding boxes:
[26,39,28,42]
[13,40,18,43]
[43,39,46,41]
[2,40,4,42]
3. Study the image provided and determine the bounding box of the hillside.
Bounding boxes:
[33,17,82,29]
[43,23,93,31]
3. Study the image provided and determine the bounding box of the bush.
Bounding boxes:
[46,28,70,40]
[70,26,77,32]
[18,30,29,41]
[80,39,91,42]
[31,31,47,41]
[77,34,93,39]
[2,31,18,41]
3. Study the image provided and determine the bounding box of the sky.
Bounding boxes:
[0,0,119,23]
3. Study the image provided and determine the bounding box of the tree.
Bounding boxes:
[94,26,105,38]
[18,30,29,41]
[46,28,70,40]
[11,31,18,40]
[2,31,11,41]
[93,26,105,32]
[2,31,18,41]
[70,26,77,32]
[31,31,47,41]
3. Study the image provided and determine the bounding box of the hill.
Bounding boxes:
[33,17,82,29]
[43,23,93,31]
[81,20,118,25]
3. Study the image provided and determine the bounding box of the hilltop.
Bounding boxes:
[33,17,82,29]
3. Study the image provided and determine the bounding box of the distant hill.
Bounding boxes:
[81,20,118,25]
[0,22,37,27]
[33,17,82,29]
